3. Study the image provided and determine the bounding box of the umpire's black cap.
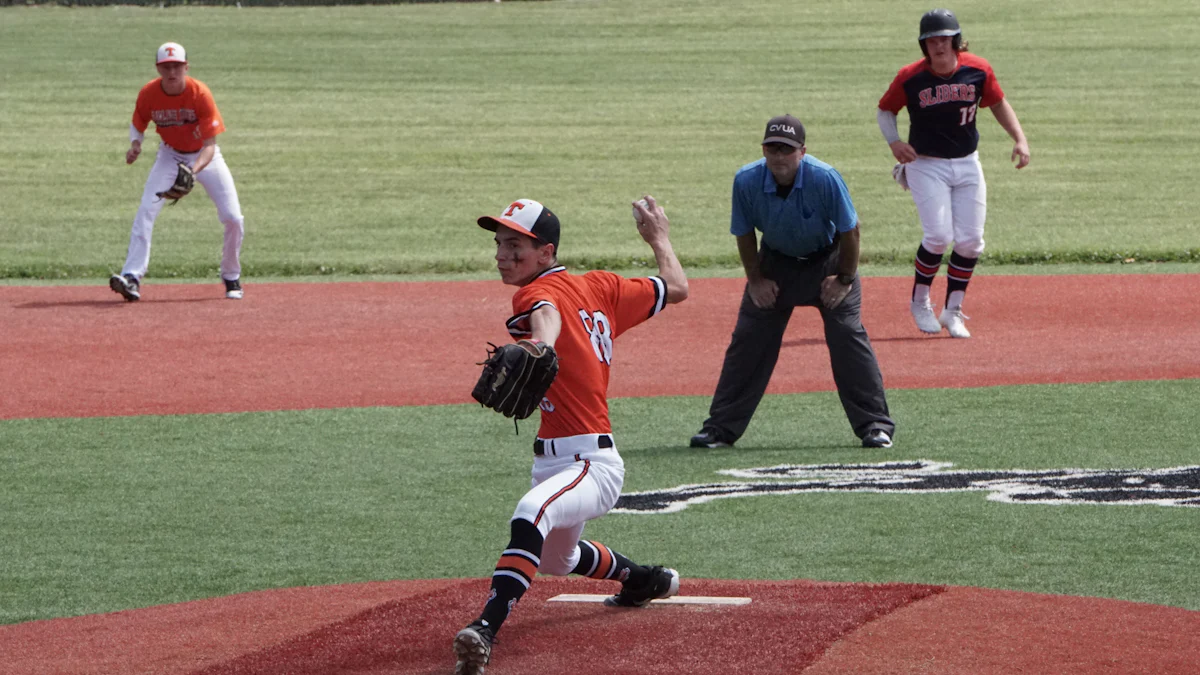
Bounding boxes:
[762,114,806,149]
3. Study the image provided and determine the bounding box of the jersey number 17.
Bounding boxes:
[959,103,979,126]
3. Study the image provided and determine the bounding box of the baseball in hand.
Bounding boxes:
[632,198,649,225]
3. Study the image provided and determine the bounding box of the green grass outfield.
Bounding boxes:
[1,0,1198,280]
[2,381,1198,625]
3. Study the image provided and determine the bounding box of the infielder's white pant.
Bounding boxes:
[905,152,987,258]
[122,143,244,280]
[511,434,625,577]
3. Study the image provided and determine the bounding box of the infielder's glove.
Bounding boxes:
[471,340,559,420]
[156,163,195,204]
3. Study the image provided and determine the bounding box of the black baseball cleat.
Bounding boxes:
[109,273,140,302]
[223,278,243,300]
[453,621,495,675]
[689,429,732,449]
[604,566,680,607]
[862,429,893,449]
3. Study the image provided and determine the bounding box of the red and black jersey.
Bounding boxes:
[878,53,1004,159]
[506,266,667,439]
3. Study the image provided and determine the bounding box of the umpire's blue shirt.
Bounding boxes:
[730,155,859,258]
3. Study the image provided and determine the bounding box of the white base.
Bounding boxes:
[547,593,751,606]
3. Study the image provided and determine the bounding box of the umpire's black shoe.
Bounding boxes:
[604,566,680,607]
[109,273,140,302]
[689,428,732,448]
[862,429,893,449]
[453,621,495,675]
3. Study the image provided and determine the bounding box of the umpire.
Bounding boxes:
[690,114,896,450]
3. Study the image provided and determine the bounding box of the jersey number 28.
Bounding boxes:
[578,309,613,364]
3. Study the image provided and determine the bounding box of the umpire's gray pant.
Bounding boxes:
[702,244,895,444]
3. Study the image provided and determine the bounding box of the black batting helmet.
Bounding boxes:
[919,9,961,40]
[919,8,963,55]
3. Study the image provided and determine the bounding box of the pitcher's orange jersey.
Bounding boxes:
[132,78,225,153]
[507,266,668,439]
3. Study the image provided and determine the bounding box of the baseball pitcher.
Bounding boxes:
[455,197,689,675]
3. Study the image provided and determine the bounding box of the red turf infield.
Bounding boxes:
[2,273,1199,673]
[2,274,1199,420]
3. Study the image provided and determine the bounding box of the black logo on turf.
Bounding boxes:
[613,461,1200,514]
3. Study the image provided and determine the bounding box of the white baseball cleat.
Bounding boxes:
[939,307,971,338]
[910,299,942,334]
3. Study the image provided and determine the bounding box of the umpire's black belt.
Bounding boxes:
[763,241,836,263]
[534,433,614,457]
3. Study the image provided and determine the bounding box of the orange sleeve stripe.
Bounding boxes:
[497,555,539,580]
[533,460,590,527]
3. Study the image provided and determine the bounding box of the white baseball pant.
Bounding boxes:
[510,434,625,577]
[905,151,987,258]
[121,143,244,280]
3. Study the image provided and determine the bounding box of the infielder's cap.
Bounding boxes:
[156,42,187,64]
[478,199,561,250]
[762,114,806,149]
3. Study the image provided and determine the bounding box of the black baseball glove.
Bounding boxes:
[471,340,559,420]
[156,162,195,204]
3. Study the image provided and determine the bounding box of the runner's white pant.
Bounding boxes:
[122,143,244,280]
[511,434,625,577]
[905,151,987,258]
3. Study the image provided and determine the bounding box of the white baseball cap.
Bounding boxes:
[477,199,561,250]
[156,42,187,64]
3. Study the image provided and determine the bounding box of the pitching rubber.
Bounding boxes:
[548,594,751,606]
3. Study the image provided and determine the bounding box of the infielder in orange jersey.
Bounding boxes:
[109,42,245,302]
[452,197,689,675]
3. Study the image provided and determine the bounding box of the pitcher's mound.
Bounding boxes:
[1,578,1197,674]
